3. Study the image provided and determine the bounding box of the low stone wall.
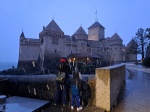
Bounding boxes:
[95,64,125,111]
[0,75,95,105]
[0,75,56,100]
[0,78,8,95]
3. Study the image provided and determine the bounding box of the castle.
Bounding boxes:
[18,19,137,72]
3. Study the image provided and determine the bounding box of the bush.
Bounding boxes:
[142,57,150,67]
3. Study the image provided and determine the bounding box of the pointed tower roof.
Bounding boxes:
[45,20,63,33]
[88,21,105,29]
[20,31,25,38]
[127,39,137,47]
[110,33,122,41]
[73,26,87,35]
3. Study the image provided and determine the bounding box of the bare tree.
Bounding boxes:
[134,28,150,59]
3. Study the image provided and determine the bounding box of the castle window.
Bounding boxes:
[55,49,57,53]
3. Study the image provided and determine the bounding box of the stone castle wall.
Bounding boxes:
[19,38,40,61]
[88,26,105,41]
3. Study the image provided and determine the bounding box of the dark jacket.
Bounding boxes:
[70,72,82,96]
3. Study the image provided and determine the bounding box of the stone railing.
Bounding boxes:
[0,78,8,95]
[0,75,56,100]
[95,64,125,111]
[0,75,95,105]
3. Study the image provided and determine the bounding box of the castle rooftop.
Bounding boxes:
[110,33,122,41]
[88,21,105,29]
[45,19,64,33]
[20,31,25,38]
[73,26,87,35]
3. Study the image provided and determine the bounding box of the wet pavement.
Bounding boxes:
[0,96,50,112]
[43,104,105,112]
[112,63,150,112]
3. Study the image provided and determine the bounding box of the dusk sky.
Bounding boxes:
[0,0,150,63]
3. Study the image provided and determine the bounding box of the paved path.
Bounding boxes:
[112,63,150,112]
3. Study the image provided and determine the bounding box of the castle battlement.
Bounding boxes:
[20,38,40,46]
[39,30,64,38]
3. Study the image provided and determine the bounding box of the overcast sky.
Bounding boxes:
[0,0,150,62]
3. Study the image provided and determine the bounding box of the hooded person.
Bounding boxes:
[54,57,71,106]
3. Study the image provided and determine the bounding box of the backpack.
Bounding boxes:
[82,81,91,99]
[56,71,66,83]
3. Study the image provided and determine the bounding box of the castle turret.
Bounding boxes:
[125,39,137,61]
[73,26,87,40]
[39,19,65,69]
[109,33,123,45]
[88,21,105,41]
[72,26,88,53]
[107,33,123,62]
[20,31,25,40]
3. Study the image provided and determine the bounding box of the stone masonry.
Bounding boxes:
[95,64,125,111]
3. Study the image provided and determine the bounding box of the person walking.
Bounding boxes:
[70,71,83,111]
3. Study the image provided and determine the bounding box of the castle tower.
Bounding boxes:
[39,19,64,60]
[125,39,137,61]
[18,31,26,62]
[108,33,123,62]
[72,26,88,53]
[88,21,105,41]
[18,31,40,70]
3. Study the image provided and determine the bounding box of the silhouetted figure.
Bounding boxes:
[54,57,70,106]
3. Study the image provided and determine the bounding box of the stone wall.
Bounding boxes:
[0,78,8,95]
[95,64,125,111]
[0,75,56,100]
[0,75,95,105]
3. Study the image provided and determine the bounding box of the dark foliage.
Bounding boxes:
[142,57,150,67]
[134,28,150,59]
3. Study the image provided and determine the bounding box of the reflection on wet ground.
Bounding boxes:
[112,63,150,112]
